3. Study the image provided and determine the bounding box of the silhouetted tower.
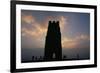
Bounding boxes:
[44,21,62,61]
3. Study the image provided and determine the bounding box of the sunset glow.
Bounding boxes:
[21,10,90,49]
[21,10,90,62]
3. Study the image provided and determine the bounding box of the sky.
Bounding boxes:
[21,10,90,61]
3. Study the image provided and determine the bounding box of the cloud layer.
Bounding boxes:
[21,10,90,49]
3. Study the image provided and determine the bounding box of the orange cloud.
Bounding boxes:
[21,15,68,39]
[22,24,47,38]
[21,14,47,37]
[21,14,48,48]
[62,37,77,48]
[22,14,89,49]
[59,16,67,30]
[22,15,36,24]
[21,15,67,48]
[62,34,90,49]
[21,26,47,48]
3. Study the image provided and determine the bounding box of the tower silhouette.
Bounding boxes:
[44,21,62,61]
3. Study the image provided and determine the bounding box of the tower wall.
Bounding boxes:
[44,21,62,61]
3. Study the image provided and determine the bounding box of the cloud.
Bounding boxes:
[21,15,68,38]
[21,14,47,37]
[22,14,36,24]
[62,34,90,49]
[59,16,67,30]
[21,14,53,48]
[21,14,89,49]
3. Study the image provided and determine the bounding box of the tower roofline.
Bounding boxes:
[49,21,59,24]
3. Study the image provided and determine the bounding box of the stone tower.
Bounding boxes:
[44,21,62,61]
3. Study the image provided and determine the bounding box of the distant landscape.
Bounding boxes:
[21,48,90,62]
